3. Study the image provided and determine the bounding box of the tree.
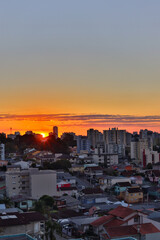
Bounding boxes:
[62,133,76,147]
[39,195,54,208]
[34,200,45,214]
[0,197,13,208]
[45,220,56,240]
[43,160,71,171]
[34,195,54,215]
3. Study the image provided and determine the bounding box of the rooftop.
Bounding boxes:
[103,225,137,239]
[0,211,45,227]
[109,206,135,219]
[127,187,142,193]
[91,215,113,227]
[82,187,103,195]
[70,216,99,225]
[115,182,131,187]
[51,209,83,220]
[0,234,35,240]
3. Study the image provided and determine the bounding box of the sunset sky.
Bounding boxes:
[1,1,160,136]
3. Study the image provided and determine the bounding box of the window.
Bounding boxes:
[134,216,139,223]
[13,187,16,190]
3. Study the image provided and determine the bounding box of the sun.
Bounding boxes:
[41,133,46,138]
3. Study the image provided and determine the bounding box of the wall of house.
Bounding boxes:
[124,192,143,203]
[0,222,42,236]
[5,172,21,197]
[30,171,57,199]
[145,232,160,240]
[115,186,127,194]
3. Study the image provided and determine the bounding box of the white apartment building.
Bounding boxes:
[141,149,160,167]
[106,143,125,158]
[131,140,139,160]
[0,144,5,160]
[6,166,57,199]
[131,138,151,161]
[91,147,118,166]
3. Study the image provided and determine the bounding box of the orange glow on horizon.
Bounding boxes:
[1,113,160,136]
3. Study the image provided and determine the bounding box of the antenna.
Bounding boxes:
[10,128,12,134]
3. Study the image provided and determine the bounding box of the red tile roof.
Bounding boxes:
[103,223,159,239]
[109,206,135,219]
[104,218,124,228]
[91,215,113,227]
[103,225,137,239]
[134,223,160,235]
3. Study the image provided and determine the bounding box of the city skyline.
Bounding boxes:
[1,1,160,135]
[1,114,160,137]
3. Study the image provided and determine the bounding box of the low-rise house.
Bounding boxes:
[51,209,83,221]
[69,165,84,174]
[0,211,45,236]
[84,166,103,179]
[12,196,36,211]
[54,196,67,209]
[70,216,99,233]
[91,215,114,234]
[130,175,143,185]
[14,161,30,169]
[124,187,143,203]
[26,150,54,162]
[114,182,131,196]
[54,195,80,210]
[81,187,103,196]
[101,223,160,240]
[57,171,76,187]
[90,206,160,239]
[99,176,131,190]
[57,186,78,197]
[79,194,109,206]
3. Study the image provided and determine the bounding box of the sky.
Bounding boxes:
[1,0,160,136]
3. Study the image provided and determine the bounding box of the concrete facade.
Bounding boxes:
[6,166,57,199]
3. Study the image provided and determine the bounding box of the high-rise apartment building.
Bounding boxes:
[0,144,5,160]
[53,126,58,139]
[77,135,90,153]
[103,128,126,145]
[87,129,103,148]
[131,139,139,160]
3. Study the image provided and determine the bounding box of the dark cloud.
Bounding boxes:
[0,113,160,127]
